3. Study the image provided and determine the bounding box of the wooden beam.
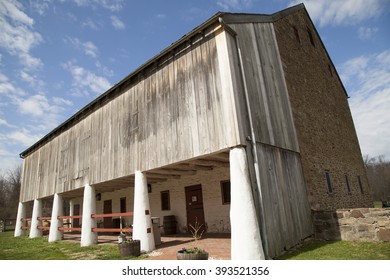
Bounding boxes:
[145,172,181,179]
[147,178,167,184]
[208,152,230,162]
[173,163,213,171]
[191,159,230,167]
[153,168,197,176]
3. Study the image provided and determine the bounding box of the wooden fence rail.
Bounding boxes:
[91,212,133,218]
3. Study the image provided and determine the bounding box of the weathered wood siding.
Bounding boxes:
[255,143,312,258]
[20,25,242,202]
[225,21,312,257]
[229,22,299,152]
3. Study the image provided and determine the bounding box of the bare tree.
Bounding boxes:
[7,165,21,205]
[0,165,22,219]
[0,174,8,215]
[364,155,390,203]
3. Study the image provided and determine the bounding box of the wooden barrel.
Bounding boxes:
[163,215,177,235]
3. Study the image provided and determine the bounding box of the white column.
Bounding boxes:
[48,193,63,242]
[81,184,97,247]
[133,171,155,252]
[69,199,74,229]
[29,199,42,238]
[14,202,26,237]
[230,147,265,260]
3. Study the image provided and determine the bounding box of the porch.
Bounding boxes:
[61,232,231,260]
[15,147,264,259]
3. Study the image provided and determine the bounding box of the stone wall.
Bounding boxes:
[274,9,373,210]
[313,208,390,241]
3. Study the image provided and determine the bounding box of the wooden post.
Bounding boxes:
[81,184,97,247]
[133,171,155,252]
[14,202,26,237]
[69,199,74,231]
[30,199,42,238]
[48,193,63,242]
[230,147,265,259]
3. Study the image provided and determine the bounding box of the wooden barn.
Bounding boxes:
[14,4,371,259]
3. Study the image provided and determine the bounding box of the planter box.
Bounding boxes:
[176,252,209,260]
[118,240,141,257]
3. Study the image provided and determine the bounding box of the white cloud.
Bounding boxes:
[0,0,43,69]
[53,97,73,106]
[82,18,99,30]
[0,148,13,157]
[0,118,16,128]
[339,50,390,158]
[156,14,166,19]
[16,94,72,117]
[19,70,45,89]
[358,26,379,40]
[29,0,51,15]
[0,0,34,26]
[62,61,111,96]
[111,15,125,29]
[217,0,253,11]
[18,94,52,117]
[71,0,124,12]
[66,37,99,58]
[0,72,27,97]
[289,0,383,27]
[7,128,42,146]
[83,41,98,58]
[0,146,21,173]
[95,61,113,77]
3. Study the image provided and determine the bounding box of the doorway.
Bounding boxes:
[185,184,206,234]
[103,200,112,228]
[73,204,80,228]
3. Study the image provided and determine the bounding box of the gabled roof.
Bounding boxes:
[23,3,342,158]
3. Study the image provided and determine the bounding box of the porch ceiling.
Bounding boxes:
[90,151,230,194]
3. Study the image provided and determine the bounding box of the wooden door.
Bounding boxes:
[73,204,80,228]
[103,200,112,228]
[185,185,206,234]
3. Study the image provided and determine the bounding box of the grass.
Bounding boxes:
[1,231,389,260]
[0,231,145,260]
[277,240,390,260]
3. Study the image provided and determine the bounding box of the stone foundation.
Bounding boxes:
[313,208,390,241]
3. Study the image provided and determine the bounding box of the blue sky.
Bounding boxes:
[0,0,389,173]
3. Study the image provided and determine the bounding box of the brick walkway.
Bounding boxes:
[148,233,231,260]
[63,233,231,260]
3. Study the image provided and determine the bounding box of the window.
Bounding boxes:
[325,171,333,194]
[345,175,351,193]
[328,64,333,77]
[307,27,315,47]
[293,26,300,44]
[358,176,364,194]
[221,180,231,204]
[120,197,126,213]
[161,191,170,211]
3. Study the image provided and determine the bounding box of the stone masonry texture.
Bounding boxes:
[313,208,390,241]
[273,9,373,210]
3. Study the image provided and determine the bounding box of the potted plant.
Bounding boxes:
[118,237,141,257]
[177,218,208,260]
[177,247,209,260]
[118,227,140,257]
[118,232,127,243]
